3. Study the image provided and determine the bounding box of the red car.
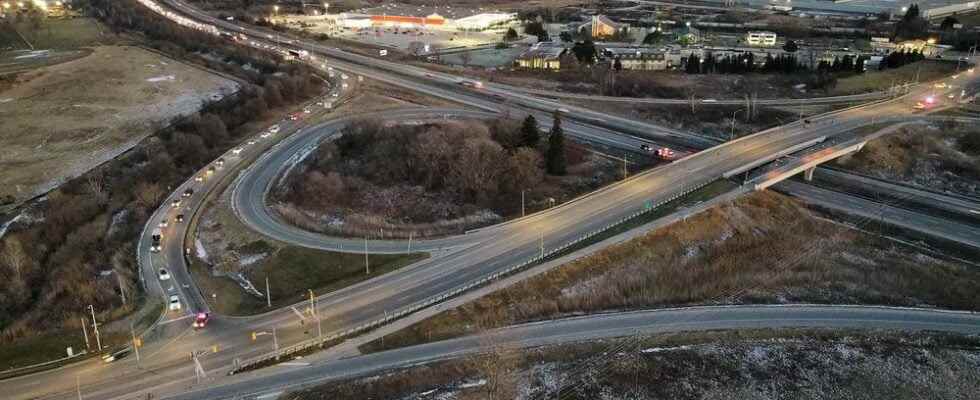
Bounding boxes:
[193,312,210,329]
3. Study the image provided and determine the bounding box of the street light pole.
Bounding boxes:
[521,189,525,217]
[88,305,101,351]
[730,109,744,141]
[130,322,140,367]
[364,237,370,274]
[309,289,321,339]
[80,317,90,350]
[266,276,271,308]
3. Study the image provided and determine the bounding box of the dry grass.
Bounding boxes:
[0,46,238,205]
[291,330,980,400]
[834,123,980,196]
[831,60,959,95]
[362,191,980,352]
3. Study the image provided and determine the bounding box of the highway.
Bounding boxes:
[169,305,980,400]
[6,0,980,399]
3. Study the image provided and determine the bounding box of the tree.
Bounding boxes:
[782,40,798,52]
[643,30,663,45]
[504,27,518,41]
[524,21,549,42]
[940,16,960,30]
[894,3,929,40]
[571,40,597,64]
[613,57,623,71]
[559,31,573,42]
[546,111,567,175]
[520,115,540,147]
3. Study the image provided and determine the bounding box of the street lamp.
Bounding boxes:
[730,108,745,140]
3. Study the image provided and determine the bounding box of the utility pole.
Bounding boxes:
[622,154,628,179]
[309,289,321,339]
[407,232,413,253]
[80,317,90,350]
[521,189,525,217]
[364,237,370,274]
[265,276,271,308]
[76,375,82,400]
[273,327,279,353]
[88,305,101,351]
[130,322,141,367]
[539,230,544,258]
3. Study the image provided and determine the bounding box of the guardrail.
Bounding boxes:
[230,179,714,372]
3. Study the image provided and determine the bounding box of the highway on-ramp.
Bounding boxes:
[169,305,980,400]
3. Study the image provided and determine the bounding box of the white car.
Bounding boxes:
[332,92,339,97]
[158,219,168,228]
[269,124,281,133]
[158,268,171,281]
[232,148,244,155]
[247,139,257,145]
[169,295,181,311]
[261,131,272,138]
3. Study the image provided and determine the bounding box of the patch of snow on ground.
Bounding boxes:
[0,212,25,240]
[559,275,603,298]
[14,50,50,59]
[195,238,209,262]
[459,379,486,389]
[641,345,691,353]
[146,75,176,82]
[0,98,13,103]
[839,251,877,266]
[239,253,267,267]
[276,142,319,188]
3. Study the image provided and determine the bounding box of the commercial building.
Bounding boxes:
[603,47,669,70]
[453,13,516,31]
[578,15,630,38]
[515,42,568,70]
[746,31,777,47]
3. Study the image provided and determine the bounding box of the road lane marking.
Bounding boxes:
[160,314,194,325]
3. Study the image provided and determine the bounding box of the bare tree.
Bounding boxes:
[135,182,165,210]
[86,174,108,205]
[469,328,523,400]
[112,251,133,305]
[1,235,30,278]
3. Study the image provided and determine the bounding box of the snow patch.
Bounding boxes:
[239,253,267,267]
[276,142,319,188]
[14,50,50,59]
[146,75,176,82]
[642,345,691,353]
[0,98,13,103]
[195,238,209,262]
[459,379,486,389]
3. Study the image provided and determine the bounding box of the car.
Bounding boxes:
[102,348,132,363]
[269,124,280,133]
[341,73,349,80]
[703,99,717,103]
[261,131,271,138]
[158,219,168,228]
[194,175,204,182]
[557,108,570,113]
[216,158,225,167]
[332,92,339,97]
[159,268,171,281]
[232,148,244,155]
[424,73,434,77]
[175,214,185,223]
[207,166,216,175]
[183,188,194,198]
[193,312,210,329]
[913,102,926,109]
[948,94,956,99]
[150,230,162,253]
[171,198,182,208]
[303,108,312,114]
[247,139,257,145]
[640,144,654,152]
[169,295,181,311]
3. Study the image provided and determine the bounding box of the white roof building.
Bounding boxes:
[453,13,517,30]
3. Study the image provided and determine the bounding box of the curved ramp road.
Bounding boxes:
[167,305,980,400]
[7,0,979,398]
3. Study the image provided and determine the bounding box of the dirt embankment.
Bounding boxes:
[0,45,239,207]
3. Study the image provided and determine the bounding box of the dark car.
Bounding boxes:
[193,312,211,329]
[640,144,654,152]
[182,188,194,198]
[176,214,185,223]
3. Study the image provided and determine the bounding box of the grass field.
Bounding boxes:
[361,190,980,353]
[0,17,117,50]
[832,60,960,95]
[190,245,427,316]
[0,45,238,206]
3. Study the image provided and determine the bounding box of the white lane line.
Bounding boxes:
[290,306,307,322]
[160,314,194,325]
[256,391,284,399]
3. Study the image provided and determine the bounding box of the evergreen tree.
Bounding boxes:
[546,111,567,175]
[520,115,540,147]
